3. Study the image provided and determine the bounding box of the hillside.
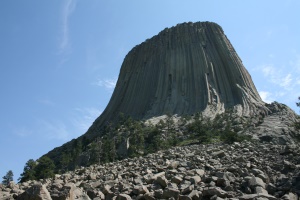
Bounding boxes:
[6,21,299,199]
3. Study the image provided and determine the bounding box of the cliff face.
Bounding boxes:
[93,22,267,129]
[41,21,299,175]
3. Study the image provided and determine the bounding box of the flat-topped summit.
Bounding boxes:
[37,22,299,181]
[92,22,267,129]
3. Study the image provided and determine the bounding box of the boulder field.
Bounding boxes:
[1,141,299,199]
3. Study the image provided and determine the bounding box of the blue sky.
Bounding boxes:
[0,1,299,181]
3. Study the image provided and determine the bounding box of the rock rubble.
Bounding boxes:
[1,141,300,200]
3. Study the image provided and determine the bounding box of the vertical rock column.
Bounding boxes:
[90,22,267,131]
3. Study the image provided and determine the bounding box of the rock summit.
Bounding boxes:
[92,21,267,130]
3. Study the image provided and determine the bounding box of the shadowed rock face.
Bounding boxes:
[94,22,267,127]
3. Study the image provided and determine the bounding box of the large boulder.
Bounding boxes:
[17,184,51,200]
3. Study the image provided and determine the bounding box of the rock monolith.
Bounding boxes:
[91,21,268,131]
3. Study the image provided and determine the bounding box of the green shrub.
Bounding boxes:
[220,129,252,144]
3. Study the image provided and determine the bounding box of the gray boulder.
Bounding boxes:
[17,184,51,200]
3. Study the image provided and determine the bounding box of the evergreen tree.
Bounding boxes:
[145,125,163,153]
[128,121,145,157]
[165,114,179,146]
[109,138,117,161]
[35,156,55,180]
[166,114,175,136]
[2,170,13,185]
[19,159,36,182]
[60,153,71,172]
[72,139,82,158]
[90,137,102,164]
[188,114,205,136]
[187,114,216,143]
[101,136,113,163]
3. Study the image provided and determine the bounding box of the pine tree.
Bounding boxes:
[35,156,55,179]
[101,136,111,163]
[19,159,36,182]
[145,125,163,152]
[72,139,82,158]
[109,138,117,161]
[166,114,175,136]
[60,153,71,172]
[90,137,102,164]
[2,170,13,185]
[128,121,145,157]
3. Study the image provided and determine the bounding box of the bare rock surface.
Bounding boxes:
[42,21,299,173]
[90,21,268,133]
[12,22,299,200]
[3,141,300,199]
[17,183,51,200]
[244,103,299,145]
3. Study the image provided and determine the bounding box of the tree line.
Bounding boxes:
[14,98,300,183]
[17,111,253,182]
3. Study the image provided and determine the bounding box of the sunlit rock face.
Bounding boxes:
[42,22,299,171]
[93,22,267,127]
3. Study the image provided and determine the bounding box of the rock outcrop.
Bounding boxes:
[41,21,299,173]
[3,141,300,199]
[244,103,299,145]
[4,20,300,200]
[17,183,52,200]
[90,21,268,132]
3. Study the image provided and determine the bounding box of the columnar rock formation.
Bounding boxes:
[39,21,299,169]
[92,22,267,130]
[5,22,298,200]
